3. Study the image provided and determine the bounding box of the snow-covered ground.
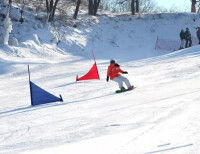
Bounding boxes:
[0,4,200,153]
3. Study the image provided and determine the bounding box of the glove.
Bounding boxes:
[122,71,128,74]
[106,76,109,82]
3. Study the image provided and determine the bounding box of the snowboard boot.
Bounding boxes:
[120,87,125,90]
[128,85,134,90]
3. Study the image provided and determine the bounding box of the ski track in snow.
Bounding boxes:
[0,9,200,153]
[0,49,200,154]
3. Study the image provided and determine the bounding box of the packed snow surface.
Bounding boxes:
[0,10,200,154]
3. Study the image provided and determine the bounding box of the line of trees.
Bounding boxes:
[3,0,200,22]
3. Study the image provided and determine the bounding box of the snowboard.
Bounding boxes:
[115,86,136,93]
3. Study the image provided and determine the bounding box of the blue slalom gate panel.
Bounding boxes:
[30,81,63,106]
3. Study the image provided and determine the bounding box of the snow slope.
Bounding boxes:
[0,7,200,154]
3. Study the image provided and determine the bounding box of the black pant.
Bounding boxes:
[198,37,200,44]
[185,39,192,48]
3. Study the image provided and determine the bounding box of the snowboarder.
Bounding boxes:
[106,59,133,90]
[185,28,192,48]
[196,27,200,44]
[179,29,185,49]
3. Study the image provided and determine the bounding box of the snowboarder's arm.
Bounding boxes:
[118,68,123,74]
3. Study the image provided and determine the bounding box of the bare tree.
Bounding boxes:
[103,0,129,13]
[12,0,86,22]
[139,0,156,13]
[46,0,60,21]
[88,0,101,16]
[8,0,12,14]
[131,0,135,14]
[131,0,139,14]
[197,2,200,12]
[101,0,156,14]
[73,0,81,19]
[191,0,197,12]
[1,1,12,45]
[136,0,139,13]
[190,0,200,13]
